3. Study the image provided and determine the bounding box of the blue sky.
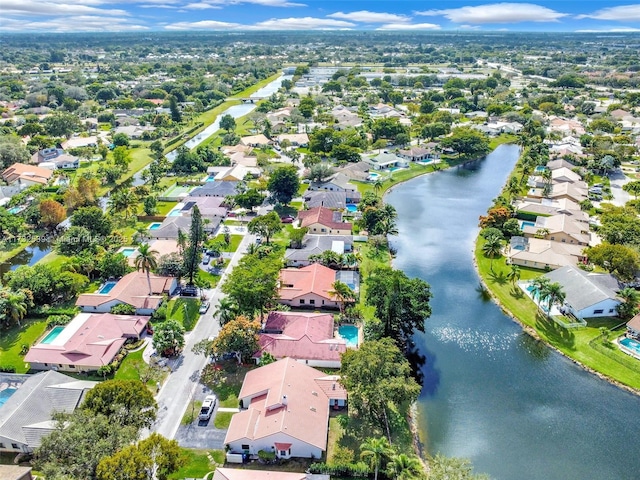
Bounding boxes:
[1,1,639,33]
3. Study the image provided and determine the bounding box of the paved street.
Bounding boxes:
[608,167,631,207]
[146,232,255,441]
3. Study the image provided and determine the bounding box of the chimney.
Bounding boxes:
[282,395,288,406]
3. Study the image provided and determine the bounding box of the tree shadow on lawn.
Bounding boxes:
[535,312,576,350]
[488,270,508,286]
[509,286,524,299]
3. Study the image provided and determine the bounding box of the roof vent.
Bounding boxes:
[282,395,288,406]
[312,391,318,396]
[310,406,316,412]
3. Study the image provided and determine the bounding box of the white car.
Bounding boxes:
[199,301,210,314]
[198,394,217,421]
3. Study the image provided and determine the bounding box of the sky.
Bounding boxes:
[1,1,640,33]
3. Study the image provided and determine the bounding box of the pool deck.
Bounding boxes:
[617,336,640,360]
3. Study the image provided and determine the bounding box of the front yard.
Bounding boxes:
[165,297,202,331]
[0,318,47,373]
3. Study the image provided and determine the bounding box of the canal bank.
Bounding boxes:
[386,144,640,480]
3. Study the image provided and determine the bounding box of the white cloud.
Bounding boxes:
[183,2,222,9]
[328,10,410,23]
[164,19,242,29]
[459,24,481,30]
[377,22,441,30]
[417,3,568,24]
[1,0,128,17]
[577,5,640,22]
[252,17,355,29]
[193,0,306,6]
[0,15,148,32]
[575,27,640,33]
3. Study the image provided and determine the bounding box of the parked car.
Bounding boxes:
[255,235,262,245]
[281,215,294,223]
[198,395,217,421]
[199,301,210,314]
[181,286,198,297]
[202,255,210,265]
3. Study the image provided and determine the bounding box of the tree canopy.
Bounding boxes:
[82,379,157,429]
[267,165,300,205]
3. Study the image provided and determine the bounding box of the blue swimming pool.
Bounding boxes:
[521,221,536,230]
[338,325,359,347]
[41,326,65,344]
[168,209,182,216]
[148,222,162,230]
[7,206,21,214]
[120,248,136,257]
[620,337,640,356]
[535,166,547,173]
[388,167,401,172]
[346,204,358,213]
[205,175,216,182]
[0,388,17,408]
[98,281,117,294]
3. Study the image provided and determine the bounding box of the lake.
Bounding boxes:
[387,144,640,480]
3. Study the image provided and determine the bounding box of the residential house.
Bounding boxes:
[0,371,96,453]
[240,134,271,147]
[547,159,577,171]
[2,163,53,187]
[278,263,342,309]
[520,214,591,246]
[31,148,79,170]
[551,167,583,184]
[548,117,586,136]
[363,151,408,170]
[228,152,258,167]
[213,469,326,480]
[276,133,309,147]
[516,198,588,222]
[224,358,347,459]
[528,182,587,203]
[626,313,640,339]
[284,234,353,267]
[112,125,156,139]
[508,236,586,270]
[147,214,220,240]
[76,271,176,314]
[254,312,347,368]
[397,146,439,162]
[542,265,621,320]
[189,181,239,198]
[0,466,33,480]
[308,173,357,194]
[335,161,370,182]
[0,185,21,207]
[298,206,352,235]
[25,313,150,372]
[214,165,260,182]
[303,191,349,210]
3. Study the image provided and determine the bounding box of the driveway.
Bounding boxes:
[146,232,255,442]
[608,168,631,207]
[173,389,228,449]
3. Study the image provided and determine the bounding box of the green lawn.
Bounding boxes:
[166,297,201,331]
[0,318,47,373]
[214,411,234,429]
[210,234,243,252]
[475,237,640,390]
[0,239,32,265]
[181,400,203,425]
[168,448,214,479]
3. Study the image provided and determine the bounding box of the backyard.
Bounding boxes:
[0,318,47,373]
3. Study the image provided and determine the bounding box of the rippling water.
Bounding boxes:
[387,145,640,480]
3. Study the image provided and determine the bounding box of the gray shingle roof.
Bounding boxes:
[544,265,621,311]
[0,371,96,448]
[304,191,347,209]
[189,181,239,197]
[285,235,353,263]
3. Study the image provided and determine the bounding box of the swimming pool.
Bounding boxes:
[368,172,380,180]
[168,209,182,216]
[148,222,162,230]
[7,206,21,214]
[520,221,536,230]
[388,167,401,172]
[346,204,358,213]
[338,325,359,347]
[119,248,136,257]
[98,281,117,294]
[620,337,640,357]
[535,166,547,173]
[205,175,216,182]
[41,326,65,345]
[0,388,17,408]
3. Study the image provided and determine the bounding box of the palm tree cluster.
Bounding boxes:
[360,437,423,480]
[308,250,360,270]
[529,277,566,318]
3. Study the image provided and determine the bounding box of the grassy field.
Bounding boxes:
[209,234,243,252]
[168,448,215,479]
[166,297,201,331]
[475,237,640,391]
[0,318,47,372]
[214,411,234,429]
[181,399,203,425]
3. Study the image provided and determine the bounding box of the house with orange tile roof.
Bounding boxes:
[298,206,352,235]
[24,313,150,372]
[75,271,177,315]
[1,163,53,187]
[224,358,347,459]
[254,312,347,368]
[278,263,341,309]
[213,469,326,480]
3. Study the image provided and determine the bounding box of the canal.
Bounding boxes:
[386,144,640,480]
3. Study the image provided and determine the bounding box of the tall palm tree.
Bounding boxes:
[360,437,393,480]
[386,453,423,480]
[373,179,383,196]
[108,188,137,220]
[482,235,503,273]
[616,287,640,319]
[214,297,239,326]
[328,280,356,315]
[544,281,566,318]
[506,264,521,287]
[529,276,551,313]
[2,289,28,328]
[135,243,159,295]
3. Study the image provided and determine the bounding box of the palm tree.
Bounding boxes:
[373,179,383,196]
[386,453,423,480]
[108,188,137,220]
[328,280,356,315]
[506,264,521,287]
[482,235,503,273]
[360,437,393,480]
[544,281,566,318]
[2,289,28,328]
[616,287,640,319]
[534,228,550,239]
[135,243,159,295]
[214,297,239,326]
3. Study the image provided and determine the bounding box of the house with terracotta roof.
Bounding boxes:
[298,206,352,235]
[0,371,96,454]
[224,358,347,459]
[254,312,347,368]
[24,313,150,372]
[2,163,53,187]
[76,271,176,315]
[213,468,325,480]
[626,314,640,339]
[278,263,342,309]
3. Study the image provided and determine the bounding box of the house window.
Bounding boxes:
[321,228,326,232]
[12,443,18,449]
[322,300,325,305]
[609,309,614,313]
[69,365,75,369]
[44,363,48,367]
[300,299,305,304]
[310,299,315,305]
[593,309,604,314]
[0,443,4,448]
[241,444,250,450]
[280,450,287,456]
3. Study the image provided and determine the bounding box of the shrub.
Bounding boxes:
[46,314,72,328]
[0,365,17,373]
[258,450,276,463]
[20,344,29,356]
[110,303,136,315]
[309,462,370,477]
